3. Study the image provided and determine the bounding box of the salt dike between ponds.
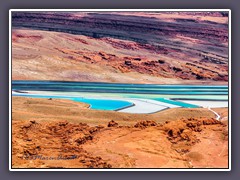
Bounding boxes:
[12,81,228,114]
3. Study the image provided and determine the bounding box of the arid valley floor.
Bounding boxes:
[12,97,228,168]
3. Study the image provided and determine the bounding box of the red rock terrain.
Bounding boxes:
[12,118,228,168]
[11,97,229,168]
[12,11,229,84]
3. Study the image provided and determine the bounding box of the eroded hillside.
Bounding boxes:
[12,12,229,84]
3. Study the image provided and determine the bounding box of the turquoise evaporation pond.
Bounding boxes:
[71,97,133,110]
[153,98,199,108]
[12,81,228,109]
[13,93,200,109]
[13,94,133,111]
[12,81,228,95]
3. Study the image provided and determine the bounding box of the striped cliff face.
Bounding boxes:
[11,11,229,84]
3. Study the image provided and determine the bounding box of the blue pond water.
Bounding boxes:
[72,98,133,110]
[12,93,133,111]
[12,81,228,110]
[12,81,228,95]
[153,98,199,108]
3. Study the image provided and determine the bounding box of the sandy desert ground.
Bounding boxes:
[12,97,228,168]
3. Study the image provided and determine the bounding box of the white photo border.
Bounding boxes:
[9,9,231,171]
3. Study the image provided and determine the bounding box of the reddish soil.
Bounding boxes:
[12,120,111,168]
[11,97,229,168]
[12,118,228,168]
